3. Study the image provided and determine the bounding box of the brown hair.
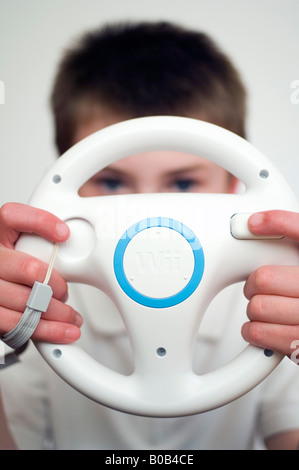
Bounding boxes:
[51,21,247,155]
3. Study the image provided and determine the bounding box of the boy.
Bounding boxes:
[1,21,299,450]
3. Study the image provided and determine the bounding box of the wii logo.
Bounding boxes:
[136,250,180,274]
[0,80,5,104]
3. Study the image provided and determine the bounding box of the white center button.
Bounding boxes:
[123,226,194,298]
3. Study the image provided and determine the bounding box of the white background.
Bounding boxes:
[0,0,298,206]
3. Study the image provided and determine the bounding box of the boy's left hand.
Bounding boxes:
[242,210,299,361]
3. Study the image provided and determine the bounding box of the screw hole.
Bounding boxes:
[156,347,167,357]
[264,349,274,357]
[52,348,62,359]
[259,169,269,179]
[52,174,62,184]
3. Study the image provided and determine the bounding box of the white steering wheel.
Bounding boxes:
[16,116,299,417]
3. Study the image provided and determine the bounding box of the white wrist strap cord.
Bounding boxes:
[1,244,57,358]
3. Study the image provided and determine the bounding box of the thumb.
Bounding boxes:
[0,203,70,249]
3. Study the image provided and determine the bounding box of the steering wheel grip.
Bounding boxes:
[16,117,299,416]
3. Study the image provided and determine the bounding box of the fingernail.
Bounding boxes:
[56,222,69,239]
[65,327,80,341]
[75,314,83,327]
[249,213,265,228]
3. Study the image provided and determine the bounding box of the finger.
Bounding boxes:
[248,210,299,241]
[0,305,81,344]
[244,265,299,300]
[0,279,30,312]
[32,318,81,344]
[241,321,299,358]
[0,203,69,248]
[0,247,68,299]
[31,319,81,344]
[41,298,83,327]
[247,294,299,325]
[0,280,82,326]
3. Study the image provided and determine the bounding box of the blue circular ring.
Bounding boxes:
[113,217,204,308]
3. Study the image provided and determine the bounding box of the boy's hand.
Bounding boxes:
[242,210,299,361]
[0,203,82,344]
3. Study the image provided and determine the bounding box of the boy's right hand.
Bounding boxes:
[0,203,82,344]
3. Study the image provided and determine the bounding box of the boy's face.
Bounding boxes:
[74,113,238,197]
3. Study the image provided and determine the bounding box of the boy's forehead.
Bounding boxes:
[73,108,129,145]
[105,151,213,174]
[73,106,209,146]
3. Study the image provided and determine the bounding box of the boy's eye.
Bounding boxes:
[91,176,125,193]
[172,179,196,192]
[101,177,123,190]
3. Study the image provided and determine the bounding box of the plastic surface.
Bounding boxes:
[230,213,284,240]
[16,116,299,416]
[114,217,204,308]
